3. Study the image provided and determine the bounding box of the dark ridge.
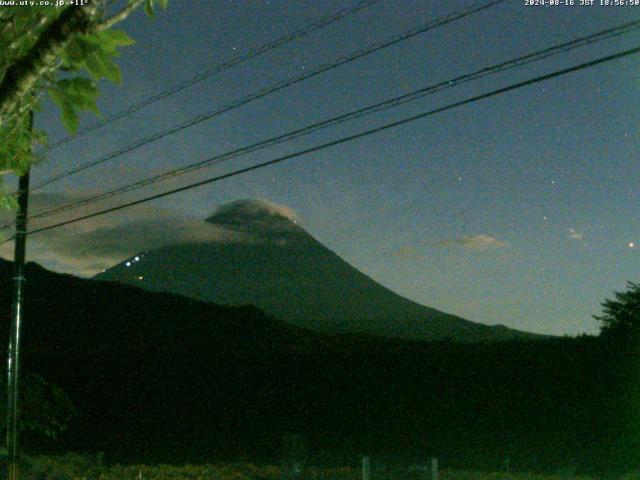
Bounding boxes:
[0,259,636,473]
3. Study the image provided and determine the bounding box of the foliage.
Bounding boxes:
[14,458,603,480]
[0,0,168,208]
[0,373,76,439]
[1,260,635,473]
[21,453,104,480]
[594,281,640,338]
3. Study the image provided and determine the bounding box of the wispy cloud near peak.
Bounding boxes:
[438,234,509,251]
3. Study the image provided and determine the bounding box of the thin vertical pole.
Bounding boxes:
[6,113,32,480]
[430,458,438,480]
[362,456,371,480]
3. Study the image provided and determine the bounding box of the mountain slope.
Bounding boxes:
[0,259,623,471]
[95,199,537,342]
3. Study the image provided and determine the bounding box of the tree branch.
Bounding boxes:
[0,1,100,125]
[96,0,145,32]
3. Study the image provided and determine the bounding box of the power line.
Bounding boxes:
[18,18,640,224]
[23,45,640,238]
[32,0,507,191]
[39,0,386,153]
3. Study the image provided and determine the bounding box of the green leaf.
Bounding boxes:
[83,50,121,83]
[144,0,155,17]
[60,77,99,101]
[83,52,106,80]
[95,50,121,84]
[63,36,86,62]
[59,60,82,72]
[93,32,118,55]
[158,0,169,10]
[99,29,135,47]
[48,86,66,107]
[57,78,100,114]
[61,34,102,73]
[14,128,31,153]
[0,193,18,212]
[49,88,80,134]
[63,34,100,62]
[60,100,79,134]
[0,144,11,169]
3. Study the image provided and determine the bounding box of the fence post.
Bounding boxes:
[362,456,371,480]
[430,458,438,480]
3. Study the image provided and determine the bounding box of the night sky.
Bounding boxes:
[2,0,639,336]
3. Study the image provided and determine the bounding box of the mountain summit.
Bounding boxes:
[204,199,306,244]
[205,199,300,229]
[95,199,536,342]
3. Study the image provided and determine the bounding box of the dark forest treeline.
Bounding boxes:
[0,260,638,473]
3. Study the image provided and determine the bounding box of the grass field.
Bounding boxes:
[13,454,618,480]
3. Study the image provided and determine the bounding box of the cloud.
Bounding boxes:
[0,193,258,277]
[206,198,299,224]
[567,228,584,241]
[391,234,509,259]
[437,234,509,251]
[391,246,423,260]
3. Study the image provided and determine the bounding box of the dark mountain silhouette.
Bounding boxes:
[95,199,538,342]
[0,259,635,472]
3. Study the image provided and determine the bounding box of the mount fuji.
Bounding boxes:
[95,199,537,342]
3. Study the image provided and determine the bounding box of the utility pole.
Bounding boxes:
[6,112,32,480]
